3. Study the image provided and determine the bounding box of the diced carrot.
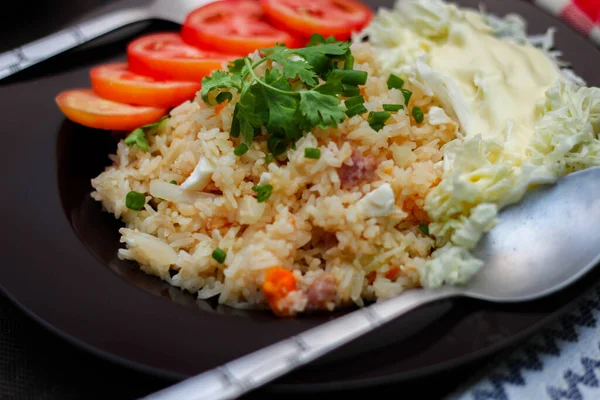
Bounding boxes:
[262,267,297,314]
[385,266,401,281]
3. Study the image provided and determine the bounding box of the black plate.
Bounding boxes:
[1,0,599,393]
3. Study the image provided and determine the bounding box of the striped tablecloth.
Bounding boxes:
[450,2,600,398]
[536,0,600,44]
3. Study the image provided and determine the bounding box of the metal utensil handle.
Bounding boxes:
[0,8,149,80]
[143,287,459,400]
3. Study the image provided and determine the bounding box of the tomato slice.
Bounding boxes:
[181,0,301,56]
[90,63,201,108]
[127,33,236,82]
[56,89,168,131]
[260,0,374,41]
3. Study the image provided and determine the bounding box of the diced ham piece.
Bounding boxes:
[307,273,338,311]
[338,149,377,189]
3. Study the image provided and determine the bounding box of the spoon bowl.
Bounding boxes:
[467,166,600,302]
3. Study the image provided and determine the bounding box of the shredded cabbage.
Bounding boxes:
[528,80,600,175]
[362,0,600,288]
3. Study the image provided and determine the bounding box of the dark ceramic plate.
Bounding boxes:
[1,0,599,393]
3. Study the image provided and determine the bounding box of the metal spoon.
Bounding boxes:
[142,166,600,399]
[0,0,215,80]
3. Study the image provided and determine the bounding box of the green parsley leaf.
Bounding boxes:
[228,58,247,74]
[282,60,318,86]
[419,224,430,235]
[201,70,242,104]
[124,115,169,152]
[265,154,275,164]
[260,69,301,141]
[170,180,177,185]
[124,128,148,152]
[314,73,344,96]
[299,91,346,130]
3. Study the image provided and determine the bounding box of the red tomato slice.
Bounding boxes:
[56,89,168,131]
[127,33,236,82]
[90,63,201,108]
[260,0,374,41]
[181,0,301,55]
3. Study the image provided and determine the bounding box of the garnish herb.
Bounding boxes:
[345,95,365,109]
[383,104,404,112]
[345,103,368,118]
[124,116,169,152]
[368,111,391,131]
[342,84,361,97]
[402,89,413,105]
[170,180,178,185]
[419,224,430,235]
[125,191,146,211]
[265,154,275,164]
[304,148,321,159]
[412,106,424,124]
[387,74,405,90]
[252,184,274,203]
[234,143,249,156]
[344,53,355,70]
[212,248,227,264]
[201,35,366,158]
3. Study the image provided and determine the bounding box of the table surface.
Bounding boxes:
[0,0,544,399]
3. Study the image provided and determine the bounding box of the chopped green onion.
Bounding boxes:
[212,248,227,264]
[252,184,274,203]
[304,148,321,159]
[268,137,288,156]
[401,89,413,105]
[170,180,177,185]
[234,143,249,156]
[383,104,404,112]
[342,84,361,97]
[387,74,405,90]
[265,154,275,164]
[345,95,365,109]
[330,69,368,86]
[345,103,368,118]
[344,53,355,70]
[216,92,233,104]
[125,191,146,211]
[412,106,424,124]
[418,224,430,236]
[368,111,391,131]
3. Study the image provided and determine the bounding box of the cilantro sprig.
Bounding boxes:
[124,116,169,152]
[201,35,364,158]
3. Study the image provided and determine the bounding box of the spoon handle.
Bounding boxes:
[143,287,459,400]
[0,8,148,81]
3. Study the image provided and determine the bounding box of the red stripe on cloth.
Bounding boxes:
[573,0,600,22]
[560,3,596,35]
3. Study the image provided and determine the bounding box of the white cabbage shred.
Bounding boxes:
[362,0,600,288]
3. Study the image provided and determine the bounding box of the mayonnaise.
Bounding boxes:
[426,11,559,152]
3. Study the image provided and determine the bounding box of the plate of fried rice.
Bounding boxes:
[1,0,600,392]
